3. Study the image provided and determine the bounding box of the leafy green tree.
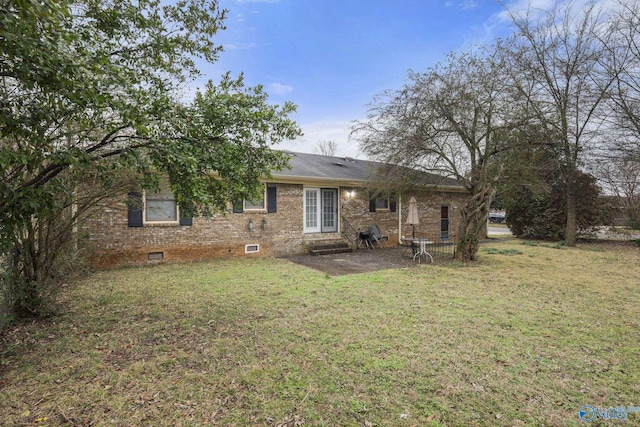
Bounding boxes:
[503,146,614,240]
[0,0,301,318]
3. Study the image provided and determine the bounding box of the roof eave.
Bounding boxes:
[267,173,467,192]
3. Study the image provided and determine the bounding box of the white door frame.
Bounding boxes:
[303,187,338,233]
[321,188,338,233]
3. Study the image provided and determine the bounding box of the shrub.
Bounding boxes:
[504,171,615,240]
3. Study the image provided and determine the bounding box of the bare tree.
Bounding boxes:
[596,1,640,229]
[314,140,338,156]
[598,156,640,227]
[504,1,619,246]
[1,168,137,319]
[604,0,640,157]
[353,46,526,261]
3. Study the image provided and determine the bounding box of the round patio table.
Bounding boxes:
[407,238,434,264]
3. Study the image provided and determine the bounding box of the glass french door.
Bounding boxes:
[304,188,338,233]
[321,188,338,232]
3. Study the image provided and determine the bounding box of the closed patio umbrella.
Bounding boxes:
[406,196,419,238]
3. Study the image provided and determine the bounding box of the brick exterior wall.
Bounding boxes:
[82,183,468,267]
[340,187,400,246]
[398,190,468,241]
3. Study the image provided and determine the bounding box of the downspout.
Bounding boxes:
[398,195,402,246]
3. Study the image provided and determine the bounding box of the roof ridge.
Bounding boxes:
[273,150,464,190]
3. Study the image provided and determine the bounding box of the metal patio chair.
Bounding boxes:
[360,225,383,249]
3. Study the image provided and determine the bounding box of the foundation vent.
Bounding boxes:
[147,251,164,261]
[245,244,259,254]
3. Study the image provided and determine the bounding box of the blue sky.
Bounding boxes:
[196,0,565,158]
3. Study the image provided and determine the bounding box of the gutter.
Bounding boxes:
[266,174,468,193]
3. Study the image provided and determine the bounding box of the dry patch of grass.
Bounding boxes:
[1,241,639,426]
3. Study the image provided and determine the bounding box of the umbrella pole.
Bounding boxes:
[412,224,416,255]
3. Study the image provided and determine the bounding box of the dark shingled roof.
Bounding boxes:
[272,151,463,189]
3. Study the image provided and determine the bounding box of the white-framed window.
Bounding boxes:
[128,189,191,228]
[375,196,389,210]
[144,188,179,224]
[232,185,277,214]
[369,191,396,213]
[244,187,266,211]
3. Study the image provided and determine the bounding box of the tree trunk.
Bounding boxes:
[12,231,44,317]
[4,207,80,319]
[455,185,493,262]
[565,172,577,247]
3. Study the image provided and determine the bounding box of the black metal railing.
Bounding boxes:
[341,216,359,248]
[399,233,457,259]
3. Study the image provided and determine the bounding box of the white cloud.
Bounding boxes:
[277,117,365,159]
[269,83,294,96]
[495,0,559,22]
[459,0,478,11]
[444,0,477,10]
[495,0,621,23]
[223,41,258,50]
[473,0,623,45]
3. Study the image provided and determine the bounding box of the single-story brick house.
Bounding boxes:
[83,151,469,267]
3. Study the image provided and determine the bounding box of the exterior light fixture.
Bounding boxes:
[261,218,267,231]
[248,219,255,231]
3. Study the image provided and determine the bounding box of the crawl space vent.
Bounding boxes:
[245,244,259,254]
[147,251,164,261]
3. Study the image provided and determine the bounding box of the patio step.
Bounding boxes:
[308,241,353,256]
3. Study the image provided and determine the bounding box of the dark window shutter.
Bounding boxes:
[267,186,277,213]
[369,192,376,212]
[128,192,143,227]
[179,211,193,226]
[232,200,243,213]
[390,194,397,213]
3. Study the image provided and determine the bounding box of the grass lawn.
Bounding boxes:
[1,240,639,426]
